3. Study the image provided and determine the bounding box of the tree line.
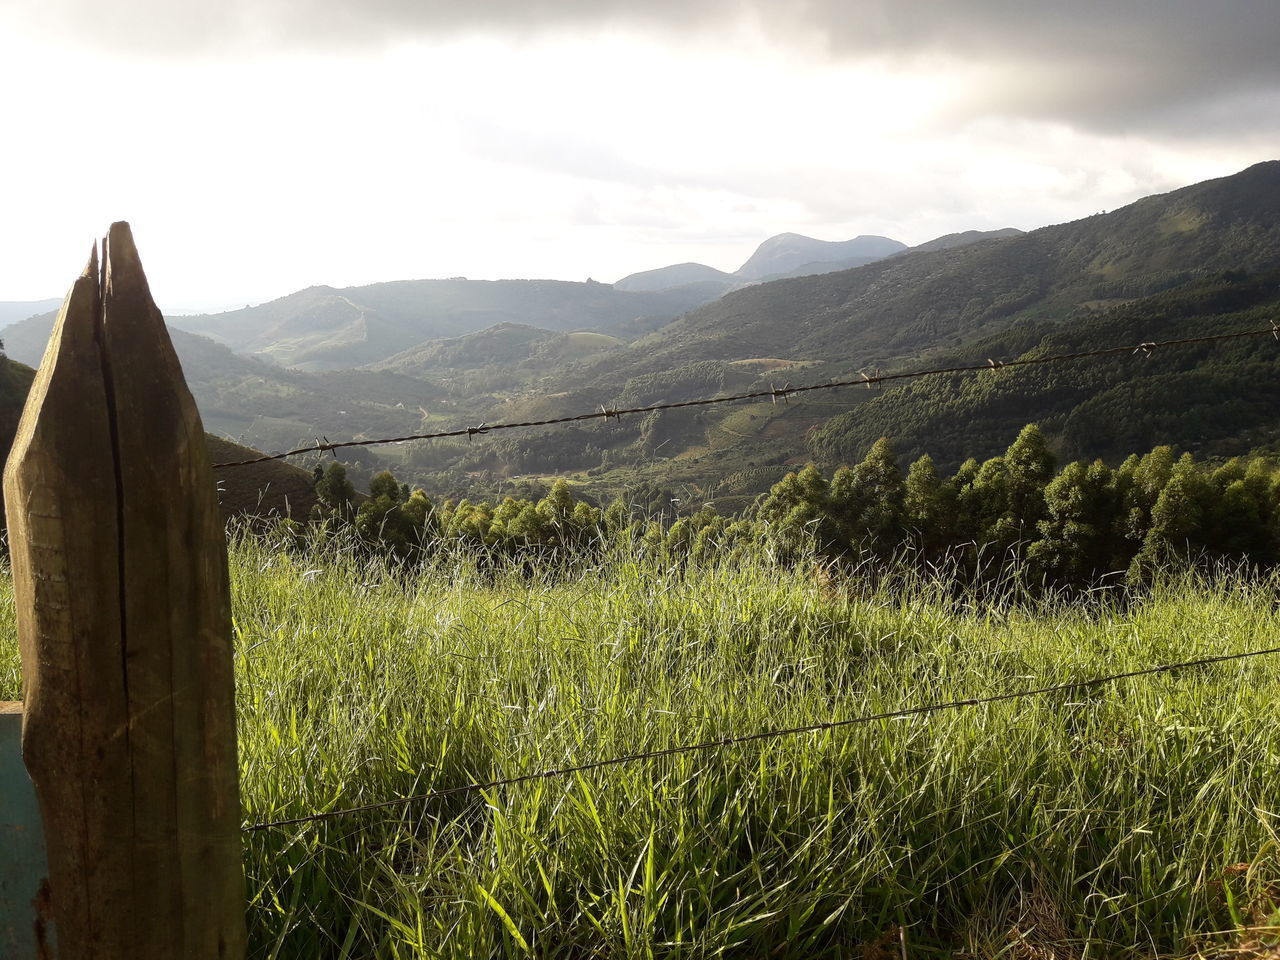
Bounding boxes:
[302,424,1280,587]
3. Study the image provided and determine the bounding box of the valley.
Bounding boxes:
[3,162,1279,513]
[9,8,1280,959]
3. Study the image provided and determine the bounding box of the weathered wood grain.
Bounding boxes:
[5,248,132,959]
[4,223,244,959]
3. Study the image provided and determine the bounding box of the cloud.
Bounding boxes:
[2,0,1276,304]
[9,0,1279,137]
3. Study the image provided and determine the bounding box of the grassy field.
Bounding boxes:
[3,535,1280,958]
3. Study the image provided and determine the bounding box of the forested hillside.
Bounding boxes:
[809,269,1280,471]
[1,312,446,454]
[571,162,1280,394]
[369,322,625,389]
[394,268,1280,510]
[6,164,1277,508]
[0,347,335,521]
[166,276,724,370]
[434,162,1280,503]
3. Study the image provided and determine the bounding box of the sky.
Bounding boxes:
[1,0,1277,312]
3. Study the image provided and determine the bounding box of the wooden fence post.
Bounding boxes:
[3,223,245,959]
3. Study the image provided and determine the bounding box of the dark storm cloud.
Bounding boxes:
[8,0,1279,135]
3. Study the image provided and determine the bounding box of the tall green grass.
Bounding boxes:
[2,534,1280,958]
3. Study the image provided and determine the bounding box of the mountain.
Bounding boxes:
[614,262,737,293]
[574,162,1280,394]
[410,161,1280,508]
[807,268,1280,471]
[0,354,35,471]
[0,346,318,521]
[1,311,448,457]
[370,322,625,387]
[9,164,1277,513]
[734,233,908,280]
[752,229,1023,282]
[0,299,61,327]
[0,314,54,369]
[752,254,887,282]
[907,228,1024,254]
[612,233,911,294]
[165,277,726,371]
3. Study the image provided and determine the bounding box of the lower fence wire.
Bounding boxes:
[243,644,1280,832]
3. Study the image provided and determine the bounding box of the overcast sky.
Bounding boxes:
[1,0,1277,311]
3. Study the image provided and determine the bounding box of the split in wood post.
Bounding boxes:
[4,223,245,960]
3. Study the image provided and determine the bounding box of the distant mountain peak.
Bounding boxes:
[614,262,736,293]
[734,233,908,280]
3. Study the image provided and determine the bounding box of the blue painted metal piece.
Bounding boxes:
[1,702,56,958]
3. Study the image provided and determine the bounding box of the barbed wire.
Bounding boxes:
[213,324,1280,470]
[242,644,1280,832]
